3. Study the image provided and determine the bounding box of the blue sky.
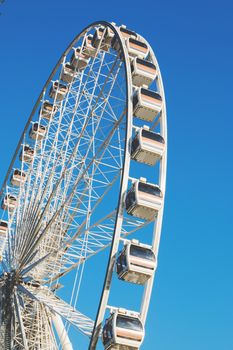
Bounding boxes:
[0,0,233,349]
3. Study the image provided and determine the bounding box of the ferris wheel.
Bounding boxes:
[0,21,167,350]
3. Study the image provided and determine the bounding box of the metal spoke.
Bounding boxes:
[18,284,94,337]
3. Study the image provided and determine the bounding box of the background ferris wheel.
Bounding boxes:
[0,20,167,350]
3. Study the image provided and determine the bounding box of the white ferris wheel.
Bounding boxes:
[0,21,167,350]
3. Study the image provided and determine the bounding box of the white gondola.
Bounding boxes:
[102,309,144,350]
[117,240,156,284]
[19,145,34,163]
[125,178,163,220]
[92,27,107,51]
[0,220,7,261]
[125,38,149,59]
[131,57,157,87]
[61,62,77,83]
[133,87,162,122]
[29,122,46,140]
[103,26,115,46]
[82,35,97,58]
[40,100,57,120]
[49,81,68,101]
[2,194,17,212]
[112,25,137,51]
[70,47,89,70]
[92,26,114,51]
[131,126,165,166]
[0,220,8,237]
[10,169,26,187]
[118,25,137,39]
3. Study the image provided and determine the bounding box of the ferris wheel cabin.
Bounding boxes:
[131,126,165,166]
[131,58,157,87]
[125,38,149,59]
[40,100,57,120]
[133,87,162,121]
[83,35,97,58]
[2,194,17,212]
[29,122,46,140]
[10,169,26,187]
[112,25,137,51]
[118,25,137,40]
[61,63,78,83]
[116,240,156,285]
[0,220,7,260]
[0,220,8,237]
[49,81,68,101]
[102,309,144,350]
[125,179,163,220]
[103,26,114,45]
[92,26,114,51]
[71,47,90,70]
[19,145,34,163]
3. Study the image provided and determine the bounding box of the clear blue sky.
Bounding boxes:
[0,0,233,349]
